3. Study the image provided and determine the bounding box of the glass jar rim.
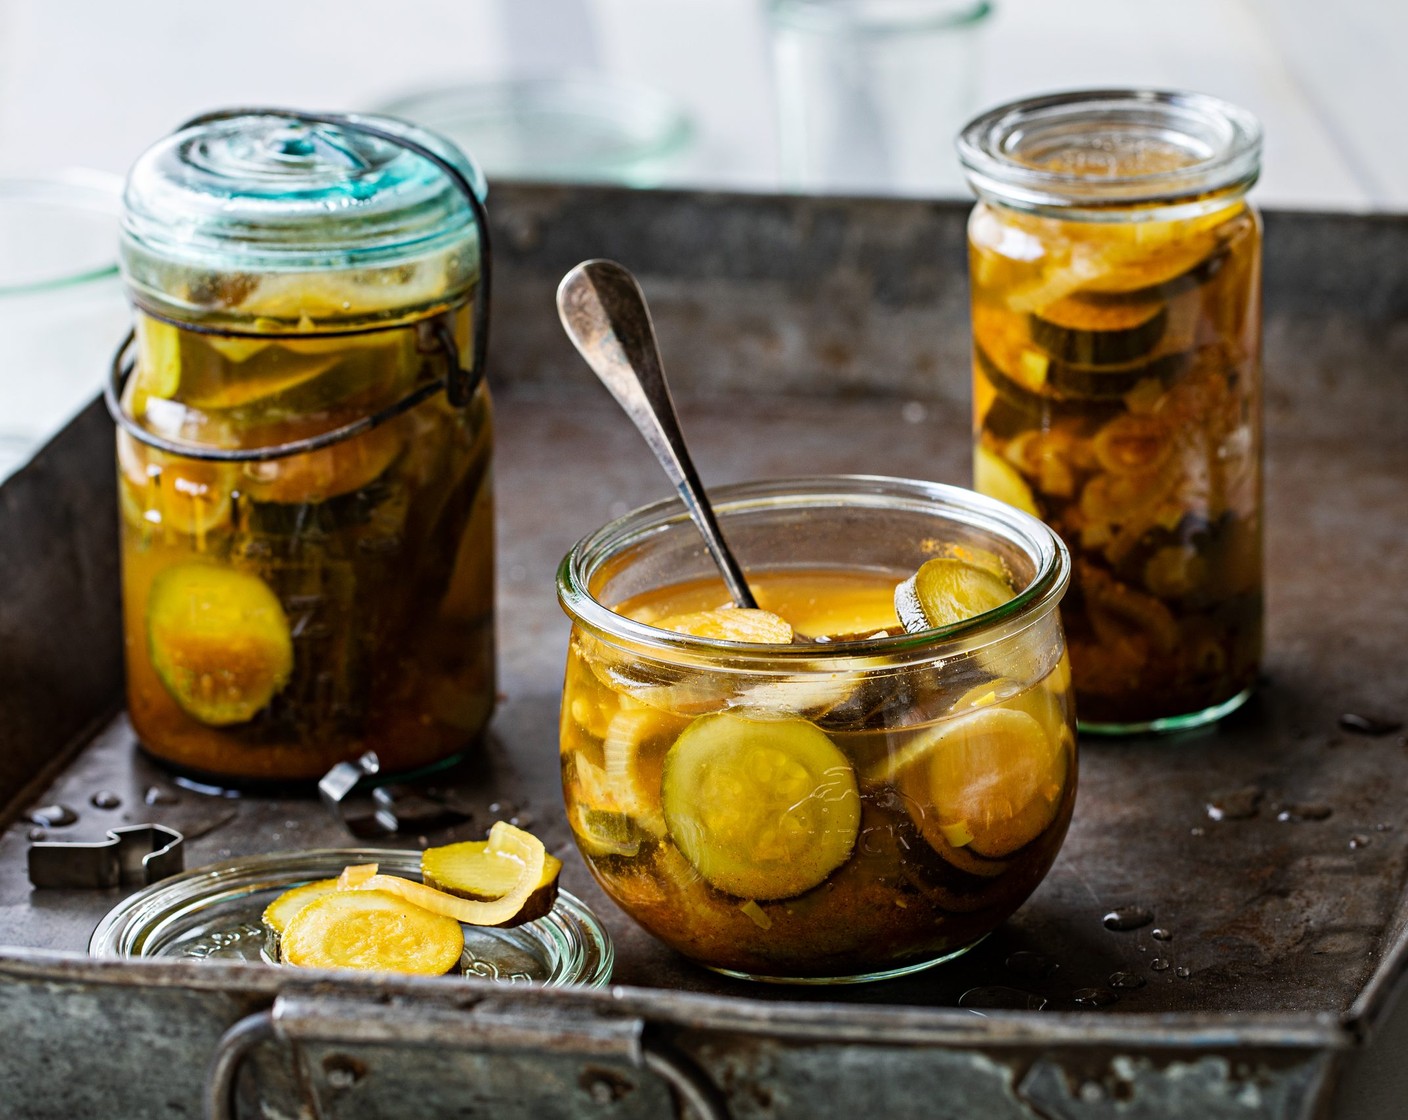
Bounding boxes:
[557,474,1070,665]
[768,0,992,35]
[957,88,1263,216]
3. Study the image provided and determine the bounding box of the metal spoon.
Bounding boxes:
[556,259,758,609]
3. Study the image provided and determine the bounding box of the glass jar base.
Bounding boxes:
[702,937,984,986]
[1078,686,1253,738]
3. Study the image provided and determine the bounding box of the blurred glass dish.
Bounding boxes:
[374,76,694,187]
[0,173,127,481]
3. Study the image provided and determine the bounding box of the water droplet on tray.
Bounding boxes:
[1073,986,1120,1008]
[1109,971,1146,990]
[90,790,121,810]
[1151,958,1171,972]
[1103,906,1154,932]
[1349,834,1372,850]
[1339,713,1403,737]
[1175,965,1192,979]
[144,786,181,806]
[27,826,47,841]
[958,986,1047,1012]
[1151,928,1172,942]
[1276,803,1333,823]
[27,804,77,828]
[1005,950,1060,981]
[1206,786,1262,821]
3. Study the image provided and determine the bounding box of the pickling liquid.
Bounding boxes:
[560,569,1077,981]
[969,199,1262,727]
[119,300,494,783]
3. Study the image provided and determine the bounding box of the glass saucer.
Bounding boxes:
[89,848,613,989]
[374,76,693,187]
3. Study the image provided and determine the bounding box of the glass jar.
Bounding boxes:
[557,476,1075,983]
[111,111,494,783]
[958,90,1263,733]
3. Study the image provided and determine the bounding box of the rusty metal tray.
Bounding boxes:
[1,186,1406,1119]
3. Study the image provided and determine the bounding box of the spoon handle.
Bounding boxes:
[557,259,758,609]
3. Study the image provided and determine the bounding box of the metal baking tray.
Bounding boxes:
[1,185,1406,1119]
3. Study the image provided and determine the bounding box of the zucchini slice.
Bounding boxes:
[280,889,464,975]
[974,446,1040,518]
[662,714,860,900]
[262,878,340,937]
[421,840,562,928]
[343,822,548,928]
[655,608,794,644]
[146,564,293,726]
[894,556,1017,633]
[895,707,1066,859]
[1030,299,1168,366]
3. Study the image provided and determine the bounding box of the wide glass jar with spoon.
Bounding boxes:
[110,111,494,784]
[554,262,1076,983]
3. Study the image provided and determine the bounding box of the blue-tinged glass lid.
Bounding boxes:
[122,112,486,274]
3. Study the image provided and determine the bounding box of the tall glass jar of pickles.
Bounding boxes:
[111,112,494,783]
[958,90,1263,733]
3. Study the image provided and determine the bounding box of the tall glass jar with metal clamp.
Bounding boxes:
[958,90,1264,734]
[110,111,494,783]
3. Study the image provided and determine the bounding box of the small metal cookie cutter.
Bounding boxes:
[28,824,185,889]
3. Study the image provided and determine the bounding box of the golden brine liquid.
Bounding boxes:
[560,568,1076,979]
[119,300,494,782]
[970,199,1262,727]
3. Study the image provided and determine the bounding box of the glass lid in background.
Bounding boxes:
[374,75,694,187]
[0,173,127,483]
[90,848,614,989]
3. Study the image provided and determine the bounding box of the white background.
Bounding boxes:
[0,0,1404,209]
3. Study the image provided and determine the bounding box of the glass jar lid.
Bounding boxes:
[958,89,1262,217]
[90,848,614,989]
[123,112,485,274]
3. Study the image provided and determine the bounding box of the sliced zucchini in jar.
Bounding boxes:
[896,707,1066,859]
[1029,298,1168,366]
[662,714,860,900]
[240,415,405,504]
[974,445,1041,518]
[894,555,1017,633]
[602,705,689,831]
[146,564,294,726]
[655,608,794,644]
[280,889,464,975]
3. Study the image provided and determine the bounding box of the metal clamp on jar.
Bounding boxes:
[106,110,495,784]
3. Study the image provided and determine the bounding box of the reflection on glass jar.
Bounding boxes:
[557,477,1074,984]
[959,90,1264,733]
[114,113,494,783]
